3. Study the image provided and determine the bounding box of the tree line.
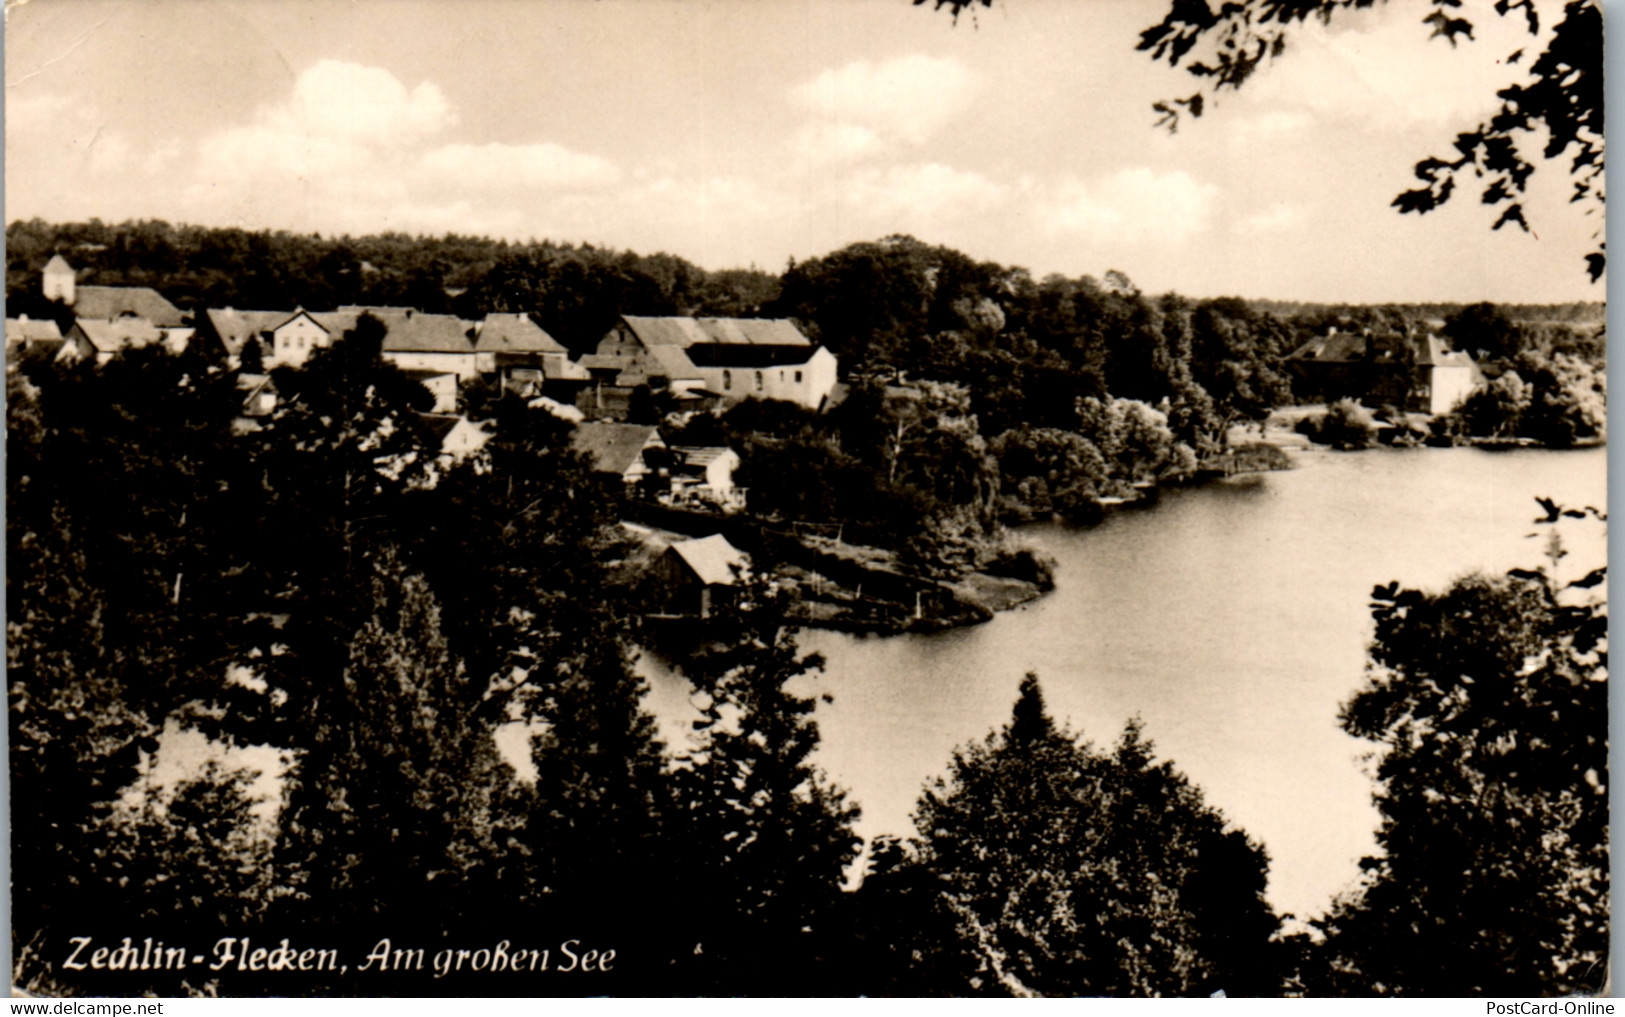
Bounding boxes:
[9,318,1607,996]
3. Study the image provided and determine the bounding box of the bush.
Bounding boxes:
[1297,399,1377,450]
[981,547,1057,590]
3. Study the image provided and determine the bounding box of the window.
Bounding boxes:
[723,370,732,390]
[755,371,764,391]
[795,370,803,384]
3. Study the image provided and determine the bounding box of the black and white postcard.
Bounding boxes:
[6,0,1606,998]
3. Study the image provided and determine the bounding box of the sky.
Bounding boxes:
[3,0,1606,304]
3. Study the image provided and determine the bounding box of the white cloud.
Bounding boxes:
[176,60,622,239]
[6,91,135,174]
[1245,10,1537,129]
[142,139,184,175]
[839,163,1007,219]
[3,89,178,222]
[1045,168,1220,244]
[197,123,375,184]
[1235,202,1308,236]
[6,91,77,135]
[419,143,621,190]
[269,59,455,146]
[1234,110,1316,143]
[788,121,886,169]
[792,55,977,145]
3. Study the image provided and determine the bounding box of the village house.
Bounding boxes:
[42,255,188,327]
[642,533,750,619]
[203,306,483,378]
[265,309,343,368]
[687,341,837,407]
[231,373,280,433]
[472,312,594,402]
[667,446,745,512]
[583,315,838,418]
[237,372,279,418]
[6,315,62,347]
[414,413,494,465]
[1286,329,1483,415]
[5,316,65,372]
[376,310,481,380]
[472,312,565,373]
[6,315,64,364]
[203,307,356,367]
[57,318,195,365]
[570,420,667,484]
[1405,335,1483,415]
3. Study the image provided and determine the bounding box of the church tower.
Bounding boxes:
[42,254,75,305]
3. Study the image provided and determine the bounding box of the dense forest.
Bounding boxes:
[6,218,1610,996]
[10,219,1604,553]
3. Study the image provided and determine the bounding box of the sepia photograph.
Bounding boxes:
[4,0,1608,998]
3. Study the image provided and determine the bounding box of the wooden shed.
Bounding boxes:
[643,534,749,619]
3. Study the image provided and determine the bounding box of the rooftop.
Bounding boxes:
[6,317,63,343]
[73,317,166,353]
[474,313,567,354]
[620,315,811,349]
[571,421,662,476]
[73,285,187,327]
[668,533,749,586]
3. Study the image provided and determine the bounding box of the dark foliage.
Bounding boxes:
[5,219,781,351]
[857,673,1281,996]
[1441,301,1527,362]
[1309,503,1607,995]
[664,583,862,992]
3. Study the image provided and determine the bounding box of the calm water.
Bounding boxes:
[641,446,1607,921]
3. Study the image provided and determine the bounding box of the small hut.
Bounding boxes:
[643,533,749,619]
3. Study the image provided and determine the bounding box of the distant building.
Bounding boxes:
[1286,329,1483,415]
[472,313,567,373]
[237,372,279,418]
[377,310,480,380]
[233,373,280,433]
[40,255,187,327]
[584,315,838,417]
[203,306,481,376]
[5,316,64,371]
[267,309,340,368]
[5,317,65,372]
[669,446,744,511]
[43,254,75,304]
[70,286,188,328]
[471,312,594,403]
[687,342,838,407]
[570,421,667,483]
[414,413,493,464]
[643,533,749,618]
[1409,335,1483,415]
[6,316,63,346]
[204,307,358,367]
[57,319,193,364]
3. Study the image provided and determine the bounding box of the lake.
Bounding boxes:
[641,445,1607,921]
